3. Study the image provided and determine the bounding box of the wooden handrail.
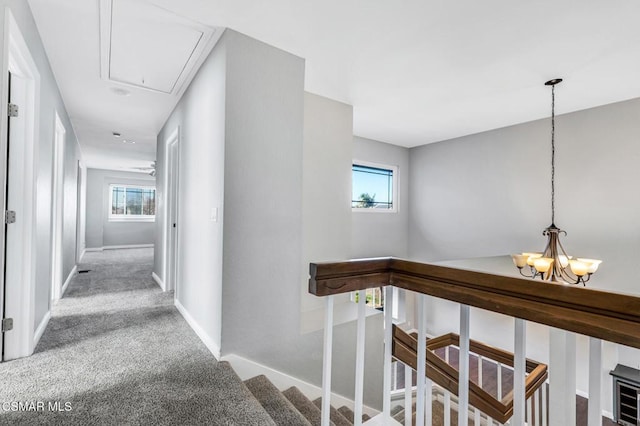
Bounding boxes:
[309,257,640,349]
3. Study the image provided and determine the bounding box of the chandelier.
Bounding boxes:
[511,79,601,285]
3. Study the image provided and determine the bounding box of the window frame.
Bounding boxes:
[108,184,156,222]
[351,160,399,213]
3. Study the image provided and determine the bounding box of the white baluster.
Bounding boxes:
[444,391,451,426]
[383,286,394,421]
[478,355,483,389]
[425,377,432,426]
[474,408,480,426]
[459,304,470,426]
[416,294,427,426]
[354,291,366,426]
[540,381,548,426]
[513,318,526,426]
[497,361,502,400]
[549,329,576,426]
[588,337,602,426]
[526,395,532,425]
[405,363,413,426]
[321,296,334,426]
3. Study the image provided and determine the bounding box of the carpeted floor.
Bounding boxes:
[0,248,272,425]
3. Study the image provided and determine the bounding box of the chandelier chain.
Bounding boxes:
[551,84,555,225]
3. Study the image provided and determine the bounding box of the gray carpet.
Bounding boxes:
[283,387,335,426]
[244,375,311,426]
[312,398,352,426]
[0,248,274,425]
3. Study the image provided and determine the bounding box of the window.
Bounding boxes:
[351,287,405,322]
[352,162,397,212]
[109,184,156,221]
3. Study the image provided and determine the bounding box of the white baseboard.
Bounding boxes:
[174,298,221,359]
[33,310,51,348]
[576,389,613,420]
[80,248,87,262]
[84,244,154,252]
[61,265,77,297]
[151,271,164,291]
[221,353,380,417]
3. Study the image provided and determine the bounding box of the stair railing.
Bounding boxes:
[309,257,640,426]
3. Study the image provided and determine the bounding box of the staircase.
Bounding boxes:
[217,360,374,425]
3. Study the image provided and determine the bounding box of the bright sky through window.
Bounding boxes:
[352,164,394,209]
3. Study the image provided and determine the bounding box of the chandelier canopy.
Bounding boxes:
[511,79,601,285]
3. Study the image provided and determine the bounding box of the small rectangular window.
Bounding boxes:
[352,162,397,212]
[109,185,156,221]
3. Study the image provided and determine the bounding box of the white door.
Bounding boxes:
[2,72,26,360]
[166,134,180,296]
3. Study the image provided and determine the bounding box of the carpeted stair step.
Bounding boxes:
[283,386,336,426]
[390,404,404,417]
[336,406,371,423]
[206,362,277,425]
[244,375,312,426]
[312,398,353,426]
[337,406,354,423]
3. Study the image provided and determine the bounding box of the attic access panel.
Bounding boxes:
[101,0,216,95]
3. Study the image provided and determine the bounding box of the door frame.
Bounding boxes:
[163,127,180,296]
[75,160,86,263]
[50,112,65,302]
[0,9,41,360]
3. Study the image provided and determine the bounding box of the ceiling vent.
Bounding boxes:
[99,0,219,96]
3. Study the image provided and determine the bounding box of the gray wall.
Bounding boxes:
[352,136,410,259]
[85,168,155,249]
[155,28,227,352]
[154,31,386,407]
[0,1,82,332]
[408,96,640,411]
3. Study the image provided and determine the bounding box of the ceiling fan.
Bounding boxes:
[132,161,156,177]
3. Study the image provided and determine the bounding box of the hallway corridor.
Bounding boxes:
[0,249,265,425]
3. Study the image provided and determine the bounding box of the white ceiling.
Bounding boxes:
[28,0,640,170]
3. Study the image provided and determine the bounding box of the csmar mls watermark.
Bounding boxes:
[1,401,72,412]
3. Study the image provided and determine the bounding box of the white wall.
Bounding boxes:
[85,168,155,249]
[352,136,409,259]
[408,97,640,414]
[0,0,82,334]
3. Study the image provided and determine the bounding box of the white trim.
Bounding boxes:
[175,298,220,358]
[575,389,614,420]
[221,353,380,418]
[79,248,87,262]
[50,111,66,303]
[1,8,41,360]
[33,310,51,348]
[60,265,77,298]
[85,244,154,252]
[361,413,402,425]
[151,271,165,291]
